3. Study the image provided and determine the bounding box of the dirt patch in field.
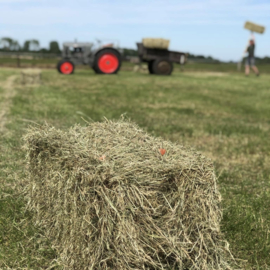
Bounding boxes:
[0,75,17,132]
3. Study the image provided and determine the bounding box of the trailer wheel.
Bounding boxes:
[152,59,173,75]
[94,49,121,74]
[57,60,74,75]
[148,61,154,74]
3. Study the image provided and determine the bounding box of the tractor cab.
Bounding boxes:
[62,42,93,65]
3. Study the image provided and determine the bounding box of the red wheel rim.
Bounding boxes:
[60,62,73,74]
[98,53,119,73]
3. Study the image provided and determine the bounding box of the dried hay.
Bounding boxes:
[133,64,148,73]
[142,38,170,50]
[21,69,42,85]
[185,72,228,78]
[244,21,265,34]
[23,119,237,270]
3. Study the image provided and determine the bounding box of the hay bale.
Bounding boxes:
[23,120,235,270]
[244,21,265,34]
[21,69,42,85]
[133,64,148,73]
[142,38,170,49]
[133,64,140,72]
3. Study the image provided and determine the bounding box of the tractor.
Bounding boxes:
[57,42,122,75]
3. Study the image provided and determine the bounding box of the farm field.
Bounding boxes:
[1,56,270,74]
[0,66,270,269]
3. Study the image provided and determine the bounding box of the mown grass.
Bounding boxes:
[0,66,270,269]
[1,56,270,74]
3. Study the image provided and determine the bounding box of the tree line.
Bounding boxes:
[121,48,220,62]
[1,37,270,63]
[122,48,270,64]
[0,37,61,53]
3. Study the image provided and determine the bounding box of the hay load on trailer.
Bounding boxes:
[23,120,236,270]
[142,38,170,49]
[137,38,187,75]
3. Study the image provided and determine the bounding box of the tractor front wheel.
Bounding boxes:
[93,49,121,74]
[57,60,74,75]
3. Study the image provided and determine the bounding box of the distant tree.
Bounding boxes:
[10,40,20,51]
[264,57,270,64]
[187,54,195,59]
[122,48,138,57]
[49,41,61,53]
[255,56,270,64]
[39,48,49,53]
[23,40,30,51]
[0,37,14,50]
[0,38,21,51]
[23,39,40,51]
[30,39,40,51]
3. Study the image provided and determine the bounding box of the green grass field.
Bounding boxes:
[0,65,270,269]
[1,56,270,74]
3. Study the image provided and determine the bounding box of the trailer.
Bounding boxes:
[57,42,122,75]
[136,42,187,75]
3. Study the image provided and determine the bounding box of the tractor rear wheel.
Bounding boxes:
[93,49,121,74]
[152,59,173,75]
[57,60,74,75]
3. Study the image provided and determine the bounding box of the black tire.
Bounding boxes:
[148,61,154,74]
[92,65,100,74]
[152,59,173,75]
[57,60,74,75]
[93,48,121,74]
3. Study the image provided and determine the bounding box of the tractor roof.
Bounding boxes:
[63,42,93,48]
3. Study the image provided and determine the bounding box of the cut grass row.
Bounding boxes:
[0,68,270,269]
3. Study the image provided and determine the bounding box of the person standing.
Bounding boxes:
[245,34,259,76]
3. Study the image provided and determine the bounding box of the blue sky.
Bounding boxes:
[1,0,270,61]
